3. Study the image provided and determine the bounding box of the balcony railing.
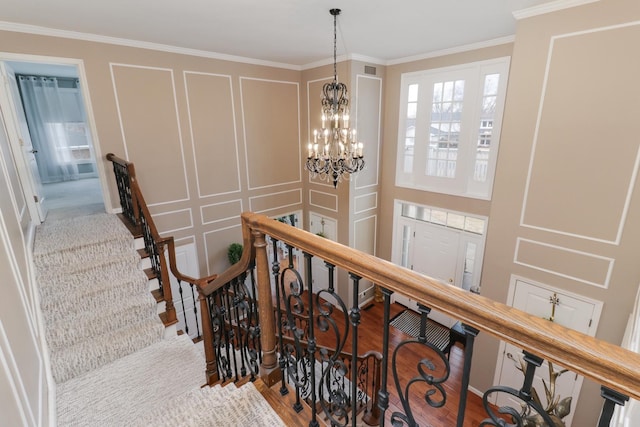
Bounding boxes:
[107,153,640,426]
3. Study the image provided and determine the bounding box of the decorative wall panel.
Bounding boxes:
[521,24,640,244]
[184,72,240,197]
[514,238,613,288]
[249,189,302,213]
[354,75,382,189]
[241,78,300,189]
[200,199,243,225]
[111,64,189,206]
[309,190,338,212]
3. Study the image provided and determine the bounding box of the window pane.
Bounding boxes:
[408,84,419,102]
[484,74,499,96]
[447,213,465,229]
[431,209,447,225]
[464,217,485,234]
[426,79,464,178]
[401,225,412,268]
[407,102,417,119]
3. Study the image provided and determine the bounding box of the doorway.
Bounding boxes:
[0,56,107,222]
[493,277,603,426]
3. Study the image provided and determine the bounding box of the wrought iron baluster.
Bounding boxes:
[271,238,289,396]
[378,287,393,426]
[189,283,200,339]
[232,275,247,378]
[456,324,478,427]
[350,274,362,427]
[304,251,319,427]
[598,386,629,427]
[390,303,450,426]
[316,261,350,426]
[222,281,239,382]
[280,244,306,413]
[177,279,189,336]
[480,351,555,426]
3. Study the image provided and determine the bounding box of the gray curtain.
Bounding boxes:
[17,75,83,183]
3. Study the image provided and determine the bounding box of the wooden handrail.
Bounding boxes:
[242,211,640,401]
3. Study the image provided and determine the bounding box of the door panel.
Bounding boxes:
[412,222,459,326]
[0,62,46,221]
[495,279,601,425]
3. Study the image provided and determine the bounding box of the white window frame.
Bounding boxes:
[395,57,510,200]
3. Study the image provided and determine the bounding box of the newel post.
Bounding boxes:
[157,240,177,325]
[253,228,281,386]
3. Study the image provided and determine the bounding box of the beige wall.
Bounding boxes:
[0,103,50,425]
[0,31,306,277]
[476,0,640,424]
[3,0,640,422]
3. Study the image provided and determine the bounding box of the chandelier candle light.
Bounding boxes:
[306,8,365,188]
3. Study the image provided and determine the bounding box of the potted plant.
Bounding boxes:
[227,243,243,265]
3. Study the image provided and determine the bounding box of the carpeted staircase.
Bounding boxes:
[33,212,287,426]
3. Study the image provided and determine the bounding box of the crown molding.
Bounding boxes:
[513,0,600,20]
[386,35,515,66]
[0,20,302,71]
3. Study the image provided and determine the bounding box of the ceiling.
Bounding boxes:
[0,0,560,68]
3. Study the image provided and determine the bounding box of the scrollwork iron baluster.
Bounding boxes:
[480,351,556,426]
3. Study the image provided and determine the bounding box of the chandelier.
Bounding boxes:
[306,8,364,188]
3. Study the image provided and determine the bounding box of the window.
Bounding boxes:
[396,58,510,199]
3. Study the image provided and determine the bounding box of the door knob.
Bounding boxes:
[448,278,453,283]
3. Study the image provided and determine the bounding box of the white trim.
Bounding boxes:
[353,214,377,257]
[183,71,242,198]
[239,77,302,191]
[513,0,600,20]
[0,322,30,426]
[249,189,303,214]
[353,192,378,215]
[202,223,241,276]
[199,199,243,226]
[308,190,338,212]
[109,63,191,204]
[0,20,301,71]
[513,238,614,289]
[354,74,382,190]
[520,22,640,245]
[151,208,193,234]
[386,36,515,66]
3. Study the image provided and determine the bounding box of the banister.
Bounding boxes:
[242,211,640,402]
[106,152,130,168]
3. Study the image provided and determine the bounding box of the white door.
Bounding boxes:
[495,279,602,426]
[397,221,461,327]
[0,62,47,221]
[309,213,338,304]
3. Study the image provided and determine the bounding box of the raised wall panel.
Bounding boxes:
[309,190,338,212]
[354,75,382,189]
[354,192,377,214]
[249,189,302,213]
[151,208,193,234]
[201,199,243,225]
[354,215,377,256]
[111,64,189,206]
[521,24,640,244]
[514,238,613,288]
[241,78,300,189]
[184,72,240,197]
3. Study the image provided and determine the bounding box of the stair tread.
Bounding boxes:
[255,379,322,427]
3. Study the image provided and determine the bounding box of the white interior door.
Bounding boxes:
[495,279,602,426]
[0,62,47,222]
[409,222,460,327]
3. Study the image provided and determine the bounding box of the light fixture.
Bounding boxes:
[306,8,364,188]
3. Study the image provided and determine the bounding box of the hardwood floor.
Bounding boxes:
[276,296,494,426]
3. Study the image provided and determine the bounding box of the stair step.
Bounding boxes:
[254,379,323,426]
[46,293,158,350]
[51,318,164,384]
[57,334,204,426]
